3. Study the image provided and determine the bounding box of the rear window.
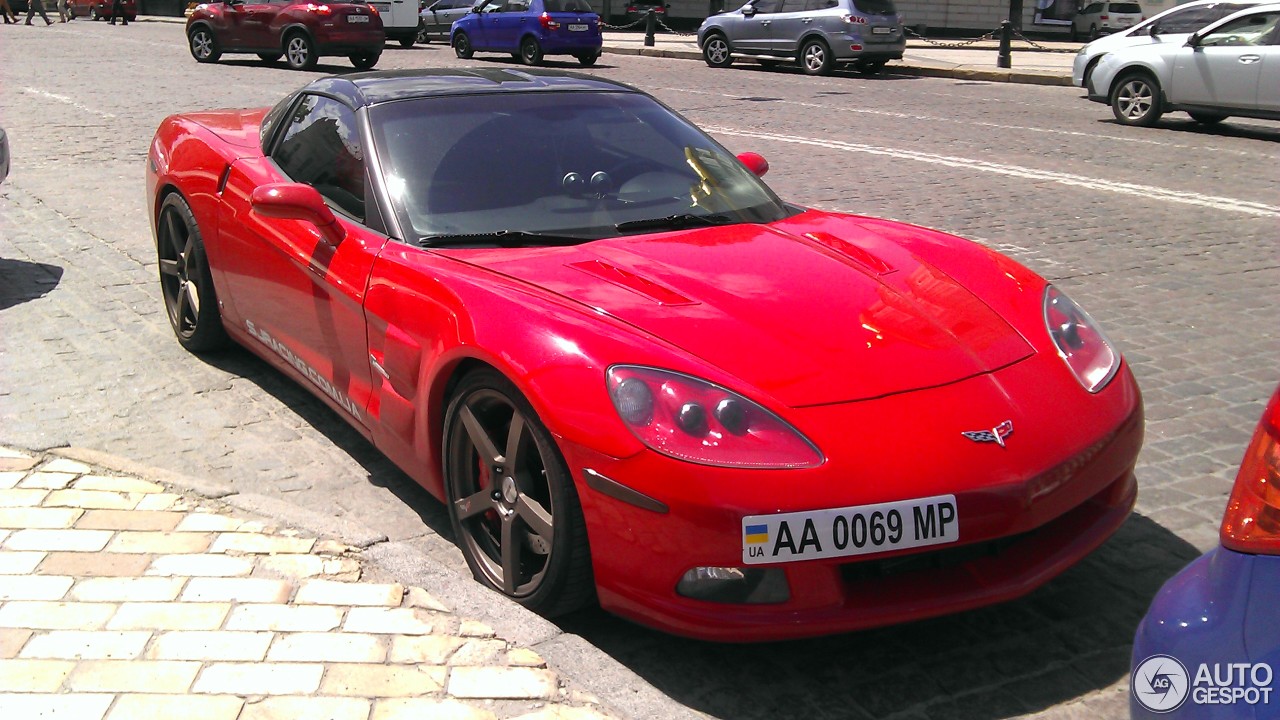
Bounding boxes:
[544,0,592,10]
[1108,3,1141,12]
[1155,3,1255,32]
[849,0,894,14]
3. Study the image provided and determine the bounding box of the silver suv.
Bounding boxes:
[697,0,904,75]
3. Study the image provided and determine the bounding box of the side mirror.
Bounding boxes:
[251,183,346,246]
[737,151,768,178]
[741,4,755,16]
[1148,22,1160,37]
[1185,32,1201,48]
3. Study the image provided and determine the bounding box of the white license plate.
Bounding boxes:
[348,14,370,21]
[568,23,588,30]
[1117,18,1134,26]
[872,26,891,34]
[742,494,958,565]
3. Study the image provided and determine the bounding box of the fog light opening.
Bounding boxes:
[675,566,790,604]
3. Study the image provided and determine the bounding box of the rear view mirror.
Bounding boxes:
[251,183,346,246]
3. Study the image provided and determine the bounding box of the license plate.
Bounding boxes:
[568,23,587,30]
[872,26,891,34]
[1117,18,1133,26]
[347,14,369,21]
[742,494,958,565]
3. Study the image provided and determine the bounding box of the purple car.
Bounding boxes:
[1131,383,1280,718]
[451,0,602,66]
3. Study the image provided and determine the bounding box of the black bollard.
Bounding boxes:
[997,19,1012,69]
[644,8,656,46]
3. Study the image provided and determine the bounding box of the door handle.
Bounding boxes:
[1238,54,1260,64]
[760,19,769,25]
[801,17,811,22]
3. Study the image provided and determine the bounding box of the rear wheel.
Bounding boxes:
[1110,72,1162,126]
[519,36,543,65]
[258,52,282,63]
[453,31,474,58]
[1088,24,1099,41]
[702,33,732,67]
[156,194,230,354]
[90,7,98,19]
[349,49,381,69]
[1189,112,1227,125]
[399,34,416,47]
[575,51,599,66]
[189,27,221,63]
[799,38,832,75]
[285,31,317,70]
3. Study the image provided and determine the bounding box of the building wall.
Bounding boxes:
[652,0,1187,28]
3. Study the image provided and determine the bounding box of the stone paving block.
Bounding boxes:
[39,459,92,475]
[0,629,32,659]
[295,579,404,607]
[266,632,387,663]
[343,607,435,635]
[256,554,360,580]
[320,663,446,696]
[66,659,201,693]
[16,472,76,490]
[225,604,343,632]
[388,635,466,664]
[0,574,73,601]
[0,658,76,691]
[0,550,46,574]
[5,529,113,552]
[192,662,324,695]
[0,488,49,507]
[106,602,231,631]
[449,639,507,666]
[371,699,497,720]
[0,507,83,530]
[43,490,143,511]
[0,474,21,490]
[405,587,451,613]
[20,630,151,660]
[239,696,371,720]
[105,530,213,554]
[0,693,114,720]
[511,708,615,720]
[459,620,495,638]
[447,667,559,700]
[73,476,164,494]
[135,493,186,511]
[174,513,254,532]
[147,553,254,577]
[70,576,186,602]
[181,577,293,603]
[0,601,117,630]
[39,552,152,577]
[147,631,275,662]
[107,694,245,720]
[505,648,546,668]
[210,533,315,555]
[76,509,184,531]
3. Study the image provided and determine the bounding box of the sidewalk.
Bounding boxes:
[0,446,672,720]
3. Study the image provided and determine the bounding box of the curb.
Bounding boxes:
[31,445,702,720]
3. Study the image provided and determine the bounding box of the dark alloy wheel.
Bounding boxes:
[285,31,318,70]
[800,38,832,75]
[1110,72,1163,127]
[156,194,229,353]
[453,31,473,58]
[189,27,221,63]
[520,36,543,65]
[443,370,594,616]
[349,49,381,70]
[702,33,732,68]
[90,7,98,19]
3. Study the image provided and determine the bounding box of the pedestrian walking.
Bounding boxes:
[0,0,17,24]
[108,0,127,23]
[25,0,53,24]
[56,0,69,21]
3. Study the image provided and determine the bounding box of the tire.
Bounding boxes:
[189,27,221,63]
[575,51,599,66]
[1088,24,1099,41]
[417,26,429,43]
[519,36,543,66]
[399,35,416,48]
[702,32,732,68]
[453,31,473,59]
[284,31,317,70]
[1110,72,1162,127]
[156,194,230,354]
[799,38,832,76]
[258,52,282,63]
[443,369,594,617]
[1189,112,1227,125]
[349,49,380,70]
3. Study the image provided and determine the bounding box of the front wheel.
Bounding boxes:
[799,38,832,76]
[575,51,599,66]
[1088,24,1099,41]
[453,31,473,58]
[156,194,230,354]
[443,369,594,617]
[519,36,543,65]
[349,49,381,70]
[257,52,282,63]
[1110,72,1162,127]
[189,27,221,63]
[702,33,732,68]
[284,31,318,70]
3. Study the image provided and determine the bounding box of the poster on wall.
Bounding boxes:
[1035,0,1081,24]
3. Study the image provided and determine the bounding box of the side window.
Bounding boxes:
[272,94,366,222]
[777,0,806,11]
[478,0,503,13]
[1199,12,1280,46]
[804,0,836,9]
[1085,3,1102,14]
[752,0,782,13]
[505,0,528,11]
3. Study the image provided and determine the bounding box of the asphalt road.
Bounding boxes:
[1,20,1278,720]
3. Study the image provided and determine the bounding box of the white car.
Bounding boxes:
[1087,3,1280,126]
[1071,0,1270,87]
[1071,1,1144,42]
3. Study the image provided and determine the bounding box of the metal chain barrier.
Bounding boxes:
[655,15,697,37]
[1008,25,1051,51]
[600,16,647,30]
[903,24,999,48]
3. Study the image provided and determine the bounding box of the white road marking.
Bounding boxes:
[20,87,116,120]
[707,126,1280,218]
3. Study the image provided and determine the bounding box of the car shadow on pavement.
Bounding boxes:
[1101,117,1280,141]
[0,257,63,311]
[559,512,1201,720]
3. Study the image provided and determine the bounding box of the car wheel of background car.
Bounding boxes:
[443,369,594,617]
[1189,112,1227,125]
[453,31,474,59]
[1110,71,1163,127]
[1088,24,1099,41]
[156,193,230,354]
[188,27,222,63]
[575,51,598,67]
[285,32,318,70]
[399,35,416,48]
[417,26,429,43]
[1070,25,1078,41]
[258,52,282,63]
[90,7,98,19]
[800,38,832,76]
[702,33,733,68]
[519,36,543,65]
[854,59,885,74]
[349,49,381,70]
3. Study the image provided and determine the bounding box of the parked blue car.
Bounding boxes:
[451,0,602,66]
[1131,383,1280,718]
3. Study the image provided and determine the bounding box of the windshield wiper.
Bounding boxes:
[615,214,734,233]
[416,230,593,248]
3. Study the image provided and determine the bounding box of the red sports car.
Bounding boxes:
[147,69,1143,642]
[186,0,385,71]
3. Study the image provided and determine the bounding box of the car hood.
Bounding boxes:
[445,212,1035,407]
[183,109,269,152]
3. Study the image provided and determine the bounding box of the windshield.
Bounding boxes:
[850,0,895,14]
[1144,2,1255,33]
[370,91,790,244]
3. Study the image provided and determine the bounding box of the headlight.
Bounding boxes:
[1043,285,1120,393]
[606,365,823,469]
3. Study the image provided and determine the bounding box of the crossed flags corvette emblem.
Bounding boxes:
[962,420,1013,448]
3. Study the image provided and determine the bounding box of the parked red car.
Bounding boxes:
[67,0,136,21]
[186,0,385,71]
